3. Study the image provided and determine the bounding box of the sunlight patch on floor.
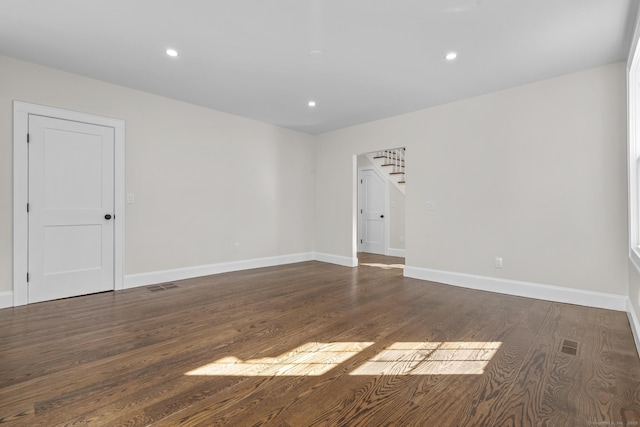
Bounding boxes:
[360,262,404,270]
[185,342,374,377]
[186,341,502,377]
[350,341,502,375]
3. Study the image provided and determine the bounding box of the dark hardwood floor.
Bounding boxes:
[1,253,639,426]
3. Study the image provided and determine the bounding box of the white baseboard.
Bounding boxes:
[404,265,628,312]
[314,253,358,268]
[8,254,635,356]
[628,299,640,358]
[125,252,315,289]
[0,291,13,309]
[388,248,406,257]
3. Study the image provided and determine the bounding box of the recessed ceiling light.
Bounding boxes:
[166,48,178,57]
[445,52,458,61]
[308,100,317,107]
[309,50,323,56]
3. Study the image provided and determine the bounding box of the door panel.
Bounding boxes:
[43,130,104,210]
[28,115,115,303]
[44,225,103,274]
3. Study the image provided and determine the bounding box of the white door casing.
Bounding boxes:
[28,116,115,303]
[13,102,125,306]
[358,167,388,255]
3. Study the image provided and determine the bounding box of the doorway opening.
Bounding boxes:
[356,148,406,266]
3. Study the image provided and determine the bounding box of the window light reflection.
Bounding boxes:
[350,342,501,376]
[185,342,374,377]
[185,341,501,377]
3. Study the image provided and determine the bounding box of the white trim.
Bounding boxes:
[12,101,125,306]
[125,253,315,288]
[315,253,359,268]
[628,3,640,68]
[125,251,361,290]
[352,155,359,260]
[113,123,126,291]
[631,249,640,276]
[630,253,640,356]
[13,104,29,306]
[0,291,14,309]
[628,298,640,358]
[404,265,628,312]
[629,51,640,263]
[385,180,391,256]
[388,248,406,257]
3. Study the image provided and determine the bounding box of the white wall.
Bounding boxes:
[0,55,629,305]
[0,55,315,294]
[357,154,374,169]
[389,183,405,251]
[315,62,628,296]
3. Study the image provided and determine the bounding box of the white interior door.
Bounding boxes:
[28,115,115,303]
[358,168,387,255]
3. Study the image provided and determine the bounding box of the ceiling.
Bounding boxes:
[1,0,638,135]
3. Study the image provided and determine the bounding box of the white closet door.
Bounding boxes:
[28,115,115,303]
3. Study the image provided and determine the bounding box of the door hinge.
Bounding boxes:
[27,133,30,143]
[360,209,363,214]
[360,179,363,184]
[360,239,363,244]
[26,203,29,213]
[27,273,29,282]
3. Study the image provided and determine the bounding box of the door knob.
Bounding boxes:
[104,214,112,220]
[380,215,384,218]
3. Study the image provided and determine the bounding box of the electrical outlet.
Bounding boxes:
[233,242,240,252]
[495,257,503,268]
[126,193,135,204]
[425,201,436,210]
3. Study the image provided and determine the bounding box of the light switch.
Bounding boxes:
[426,200,436,210]
[127,193,135,204]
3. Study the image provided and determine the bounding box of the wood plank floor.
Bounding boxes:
[1,253,639,426]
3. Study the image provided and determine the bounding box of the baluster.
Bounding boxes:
[395,150,398,172]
